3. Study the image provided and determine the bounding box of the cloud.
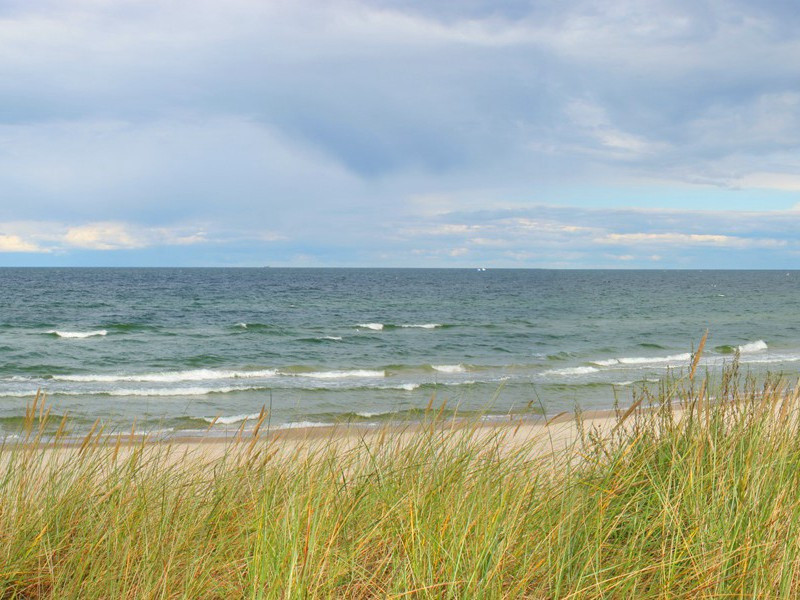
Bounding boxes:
[0,234,47,253]
[64,223,147,250]
[0,1,799,265]
[387,204,800,267]
[597,232,787,249]
[0,221,211,253]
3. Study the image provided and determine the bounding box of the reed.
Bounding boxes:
[2,358,800,598]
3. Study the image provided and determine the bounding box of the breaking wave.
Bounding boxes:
[47,330,107,339]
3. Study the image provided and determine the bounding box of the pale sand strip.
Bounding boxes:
[3,407,628,469]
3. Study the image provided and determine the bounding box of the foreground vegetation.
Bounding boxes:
[4,355,800,597]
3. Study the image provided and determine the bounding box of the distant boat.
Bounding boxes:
[477,268,487,272]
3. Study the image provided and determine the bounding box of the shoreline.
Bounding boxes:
[1,403,631,463]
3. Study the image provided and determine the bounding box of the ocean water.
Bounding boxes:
[1,268,798,435]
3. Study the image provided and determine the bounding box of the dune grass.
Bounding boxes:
[4,357,800,597]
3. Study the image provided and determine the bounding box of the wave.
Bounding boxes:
[385,383,419,391]
[294,369,384,379]
[234,323,273,331]
[399,323,442,329]
[715,340,768,355]
[0,386,267,398]
[105,386,265,397]
[203,414,330,428]
[591,353,691,367]
[47,330,107,339]
[431,364,466,374]
[542,366,599,376]
[357,323,384,331]
[203,413,262,425]
[739,340,768,353]
[52,368,278,383]
[546,352,575,361]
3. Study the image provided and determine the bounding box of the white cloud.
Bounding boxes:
[736,172,800,192]
[597,232,787,249]
[0,221,211,253]
[64,222,146,250]
[0,234,47,253]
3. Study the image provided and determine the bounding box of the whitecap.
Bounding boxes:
[1,386,266,398]
[398,382,420,391]
[592,359,621,367]
[321,336,343,341]
[389,383,420,391]
[293,369,385,379]
[0,390,42,398]
[204,413,262,425]
[400,323,441,329]
[356,411,385,418]
[105,386,262,397]
[357,323,384,331]
[738,340,767,353]
[236,323,248,329]
[542,366,599,376]
[53,368,277,383]
[738,355,800,365]
[432,364,466,373]
[592,353,691,367]
[48,330,107,339]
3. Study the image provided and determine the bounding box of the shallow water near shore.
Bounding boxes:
[1,268,798,435]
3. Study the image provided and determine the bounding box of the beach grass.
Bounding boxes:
[4,358,800,597]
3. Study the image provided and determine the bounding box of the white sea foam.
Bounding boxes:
[204,413,261,425]
[432,364,466,373]
[738,340,768,353]
[357,323,384,331]
[278,421,329,430]
[321,336,343,341]
[397,382,420,391]
[591,353,692,367]
[382,383,420,391]
[400,323,441,329]
[592,359,621,367]
[0,386,265,398]
[542,366,599,376]
[356,411,386,418]
[105,386,262,397]
[53,368,277,383]
[48,329,107,339]
[236,322,247,329]
[293,369,385,379]
[0,391,41,398]
[738,354,800,365]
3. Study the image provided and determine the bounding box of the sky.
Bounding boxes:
[1,0,799,268]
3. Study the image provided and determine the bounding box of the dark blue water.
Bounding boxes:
[0,268,798,434]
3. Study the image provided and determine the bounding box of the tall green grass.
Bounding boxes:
[3,358,800,598]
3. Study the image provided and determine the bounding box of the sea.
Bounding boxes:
[0,268,798,436]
